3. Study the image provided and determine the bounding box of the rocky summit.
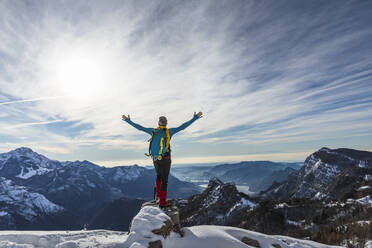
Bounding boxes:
[174,148,372,247]
[177,177,257,227]
[261,147,372,201]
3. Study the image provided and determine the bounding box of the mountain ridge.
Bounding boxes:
[0,147,201,229]
[261,147,372,200]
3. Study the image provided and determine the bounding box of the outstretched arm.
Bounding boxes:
[169,112,203,136]
[122,114,153,135]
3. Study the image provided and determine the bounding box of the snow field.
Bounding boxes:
[0,230,127,248]
[0,206,343,248]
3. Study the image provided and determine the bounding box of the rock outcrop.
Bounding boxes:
[177,177,257,227]
[261,147,372,200]
[124,200,183,248]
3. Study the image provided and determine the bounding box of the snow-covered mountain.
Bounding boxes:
[176,171,372,247]
[177,177,257,227]
[0,147,201,229]
[0,205,342,248]
[0,177,63,220]
[0,147,62,180]
[0,177,75,230]
[21,160,200,223]
[262,147,372,200]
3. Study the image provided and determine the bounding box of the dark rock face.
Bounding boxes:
[261,147,372,200]
[148,240,163,248]
[252,167,296,192]
[0,177,77,230]
[237,196,372,245]
[89,197,146,231]
[241,237,261,247]
[23,162,112,223]
[177,177,257,227]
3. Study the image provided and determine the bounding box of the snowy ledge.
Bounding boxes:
[0,202,342,248]
[123,203,341,248]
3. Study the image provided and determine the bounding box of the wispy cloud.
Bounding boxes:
[0,0,371,165]
[3,119,64,129]
[0,96,69,106]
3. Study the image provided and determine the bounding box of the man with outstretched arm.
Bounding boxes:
[121,112,203,207]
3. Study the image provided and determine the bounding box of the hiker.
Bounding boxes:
[122,112,203,207]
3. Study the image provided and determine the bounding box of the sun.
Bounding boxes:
[54,50,105,96]
[39,41,111,98]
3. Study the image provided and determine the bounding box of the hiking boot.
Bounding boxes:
[159,190,171,207]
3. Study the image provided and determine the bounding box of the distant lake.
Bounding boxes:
[199,183,255,196]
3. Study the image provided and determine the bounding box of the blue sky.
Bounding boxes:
[0,0,372,166]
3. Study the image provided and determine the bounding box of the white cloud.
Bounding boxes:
[0,0,371,162]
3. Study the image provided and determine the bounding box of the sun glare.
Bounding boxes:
[55,51,105,96]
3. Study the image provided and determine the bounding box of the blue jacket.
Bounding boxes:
[125,115,199,158]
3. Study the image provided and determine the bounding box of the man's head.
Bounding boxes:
[158,116,167,127]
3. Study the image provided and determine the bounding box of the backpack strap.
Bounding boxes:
[165,128,170,153]
[145,128,156,157]
[158,137,164,160]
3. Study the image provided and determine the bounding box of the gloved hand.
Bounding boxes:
[122,114,130,121]
[194,112,203,118]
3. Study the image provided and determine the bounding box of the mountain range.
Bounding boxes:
[0,147,200,229]
[261,147,372,200]
[177,147,372,247]
[2,146,372,246]
[171,161,302,193]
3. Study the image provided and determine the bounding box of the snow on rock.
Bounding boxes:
[165,225,340,248]
[359,160,367,168]
[356,195,372,206]
[0,221,343,248]
[123,206,179,248]
[16,166,52,179]
[366,240,372,248]
[275,203,290,209]
[286,220,300,227]
[312,191,327,200]
[122,203,341,248]
[326,201,345,208]
[0,147,61,179]
[0,211,8,217]
[0,177,63,220]
[365,175,372,181]
[203,184,221,207]
[357,185,371,191]
[227,198,257,216]
[291,149,344,199]
[112,165,144,182]
[0,230,126,248]
[0,229,343,248]
[346,195,372,206]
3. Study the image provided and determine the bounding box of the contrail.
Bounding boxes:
[5,119,64,129]
[0,95,69,106]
